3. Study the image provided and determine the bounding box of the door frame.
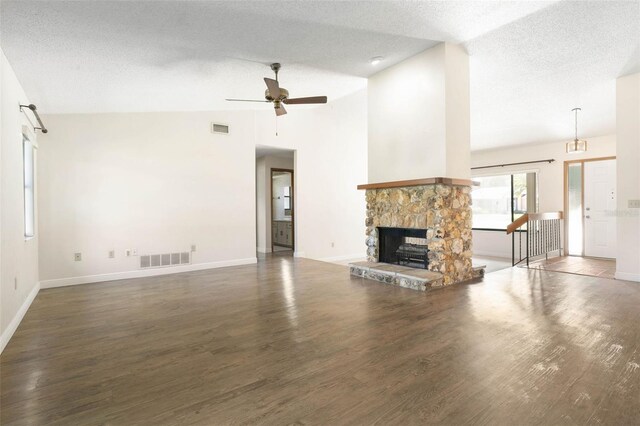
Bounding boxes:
[563,156,615,256]
[270,168,295,252]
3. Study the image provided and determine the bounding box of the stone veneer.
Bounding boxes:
[364,183,474,286]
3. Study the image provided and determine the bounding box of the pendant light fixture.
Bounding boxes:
[566,107,587,153]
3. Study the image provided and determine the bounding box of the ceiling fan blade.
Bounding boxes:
[264,78,281,99]
[283,96,327,105]
[225,99,269,102]
[275,104,287,116]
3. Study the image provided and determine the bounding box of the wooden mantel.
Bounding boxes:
[357,177,477,190]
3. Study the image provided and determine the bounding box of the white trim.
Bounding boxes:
[472,249,512,258]
[615,271,640,282]
[318,253,366,263]
[293,251,306,258]
[40,258,258,289]
[256,247,272,253]
[1,283,40,354]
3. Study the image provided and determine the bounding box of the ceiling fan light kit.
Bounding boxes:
[566,107,587,154]
[226,63,327,116]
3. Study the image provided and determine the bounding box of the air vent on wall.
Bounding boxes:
[211,123,229,135]
[140,252,190,269]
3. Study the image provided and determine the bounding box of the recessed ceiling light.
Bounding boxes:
[370,56,384,66]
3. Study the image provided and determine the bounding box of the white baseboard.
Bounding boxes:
[473,250,512,259]
[615,271,640,282]
[1,283,40,354]
[39,257,258,289]
[256,247,272,253]
[319,253,366,263]
[294,251,306,258]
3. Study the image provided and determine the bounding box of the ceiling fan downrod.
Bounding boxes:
[271,63,281,82]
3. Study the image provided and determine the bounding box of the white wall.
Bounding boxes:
[38,89,367,284]
[368,44,445,183]
[444,43,471,179]
[1,50,40,352]
[38,111,258,285]
[368,43,470,182]
[615,73,640,282]
[256,154,293,253]
[252,89,368,261]
[471,134,616,257]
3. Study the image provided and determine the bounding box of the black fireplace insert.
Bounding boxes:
[378,227,429,269]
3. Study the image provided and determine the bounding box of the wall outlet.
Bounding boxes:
[331,242,335,248]
[14,277,18,290]
[125,249,131,257]
[191,244,197,252]
[132,248,138,256]
[629,199,640,209]
[108,250,115,258]
[74,252,82,261]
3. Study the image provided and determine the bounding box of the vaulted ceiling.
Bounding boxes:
[1,1,638,150]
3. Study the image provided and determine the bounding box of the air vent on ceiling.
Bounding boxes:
[140,252,191,269]
[211,123,229,135]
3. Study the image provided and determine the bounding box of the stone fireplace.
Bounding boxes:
[350,177,482,291]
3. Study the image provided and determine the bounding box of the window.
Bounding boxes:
[283,186,291,210]
[472,172,537,230]
[566,163,583,255]
[23,136,35,238]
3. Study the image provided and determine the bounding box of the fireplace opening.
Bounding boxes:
[378,227,429,269]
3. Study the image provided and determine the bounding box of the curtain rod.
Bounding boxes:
[20,104,48,134]
[471,159,554,170]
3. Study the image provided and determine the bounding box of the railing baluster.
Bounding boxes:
[544,220,548,254]
[506,212,563,267]
[519,229,522,262]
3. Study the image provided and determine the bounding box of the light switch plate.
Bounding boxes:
[629,200,640,209]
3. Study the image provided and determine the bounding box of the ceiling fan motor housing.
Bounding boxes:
[265,87,289,102]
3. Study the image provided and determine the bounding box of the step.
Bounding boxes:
[349,261,444,291]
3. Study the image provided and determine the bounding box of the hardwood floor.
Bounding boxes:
[2,255,640,425]
[526,256,617,280]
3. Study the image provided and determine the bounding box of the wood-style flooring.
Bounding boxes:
[526,255,617,280]
[2,255,640,425]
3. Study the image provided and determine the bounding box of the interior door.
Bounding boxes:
[584,159,616,258]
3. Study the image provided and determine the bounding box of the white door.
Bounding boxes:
[584,159,616,258]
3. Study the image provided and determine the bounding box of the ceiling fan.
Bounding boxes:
[226,63,327,116]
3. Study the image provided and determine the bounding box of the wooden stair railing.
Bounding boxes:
[507,212,563,267]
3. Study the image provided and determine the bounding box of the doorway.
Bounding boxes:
[564,157,616,258]
[271,169,294,253]
[255,146,295,257]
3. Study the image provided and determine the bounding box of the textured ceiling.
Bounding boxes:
[1,1,639,149]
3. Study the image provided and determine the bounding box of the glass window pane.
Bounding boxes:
[472,175,512,229]
[512,173,527,216]
[567,163,583,255]
[23,137,35,238]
